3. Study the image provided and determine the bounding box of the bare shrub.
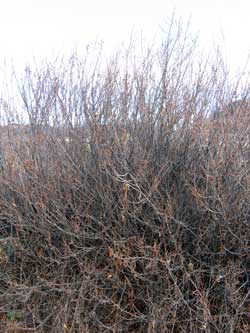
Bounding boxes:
[0,20,249,333]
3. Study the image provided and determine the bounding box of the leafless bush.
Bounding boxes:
[0,20,249,333]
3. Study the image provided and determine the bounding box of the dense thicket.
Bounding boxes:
[0,23,249,332]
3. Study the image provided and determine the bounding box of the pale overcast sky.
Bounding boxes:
[0,0,249,77]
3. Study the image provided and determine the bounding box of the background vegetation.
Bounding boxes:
[0,21,249,332]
